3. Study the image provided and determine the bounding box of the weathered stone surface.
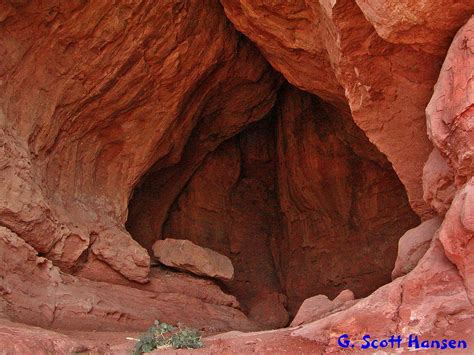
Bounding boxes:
[151,91,418,319]
[153,238,235,281]
[333,289,355,303]
[219,1,474,218]
[438,180,474,302]
[247,292,290,330]
[392,217,443,279]
[290,295,333,327]
[158,119,286,327]
[423,148,456,215]
[0,0,279,283]
[0,318,85,354]
[426,16,474,185]
[204,235,473,353]
[220,0,344,105]
[75,254,240,308]
[0,0,473,352]
[275,86,419,313]
[355,0,473,53]
[0,226,258,333]
[197,22,474,348]
[290,290,357,327]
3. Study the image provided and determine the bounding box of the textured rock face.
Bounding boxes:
[0,0,473,352]
[0,0,276,336]
[0,0,279,282]
[135,94,418,320]
[392,217,443,279]
[201,15,474,353]
[0,226,258,333]
[426,16,474,187]
[275,86,419,313]
[290,290,357,327]
[159,118,287,327]
[153,239,235,281]
[221,0,472,218]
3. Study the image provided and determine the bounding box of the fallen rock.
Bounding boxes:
[333,289,355,303]
[290,290,358,327]
[157,121,286,316]
[152,239,234,281]
[392,217,443,279]
[0,227,257,333]
[75,254,240,308]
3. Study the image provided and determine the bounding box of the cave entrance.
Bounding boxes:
[126,84,420,329]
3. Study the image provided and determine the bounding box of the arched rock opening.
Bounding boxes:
[126,84,420,327]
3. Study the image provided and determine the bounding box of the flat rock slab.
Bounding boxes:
[152,238,234,281]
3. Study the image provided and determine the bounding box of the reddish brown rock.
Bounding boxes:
[0,0,279,283]
[159,119,286,327]
[392,217,443,279]
[290,295,333,327]
[423,148,456,215]
[333,289,355,303]
[426,16,474,185]
[438,180,474,302]
[355,0,473,53]
[220,0,344,105]
[219,1,474,217]
[0,0,472,353]
[0,226,258,333]
[152,238,235,281]
[75,254,240,308]
[247,292,289,329]
[203,235,473,353]
[290,290,357,327]
[275,86,419,313]
[0,319,86,354]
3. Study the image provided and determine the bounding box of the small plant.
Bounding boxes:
[132,320,203,354]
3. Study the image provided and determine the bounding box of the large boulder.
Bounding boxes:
[392,217,443,279]
[152,238,235,281]
[290,290,357,327]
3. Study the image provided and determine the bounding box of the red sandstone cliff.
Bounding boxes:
[0,0,472,353]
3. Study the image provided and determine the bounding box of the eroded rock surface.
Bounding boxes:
[0,226,258,333]
[153,238,235,281]
[160,118,287,328]
[392,216,443,279]
[275,86,419,313]
[220,0,471,218]
[0,0,472,352]
[290,290,357,327]
[0,0,279,283]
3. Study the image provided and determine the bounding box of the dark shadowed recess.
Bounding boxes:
[126,82,419,324]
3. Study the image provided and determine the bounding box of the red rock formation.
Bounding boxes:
[0,0,279,283]
[392,217,443,279]
[275,86,419,313]
[176,15,474,353]
[160,119,287,328]
[221,0,472,218]
[0,0,473,352]
[152,238,235,281]
[0,226,258,333]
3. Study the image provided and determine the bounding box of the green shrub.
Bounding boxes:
[132,320,203,354]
